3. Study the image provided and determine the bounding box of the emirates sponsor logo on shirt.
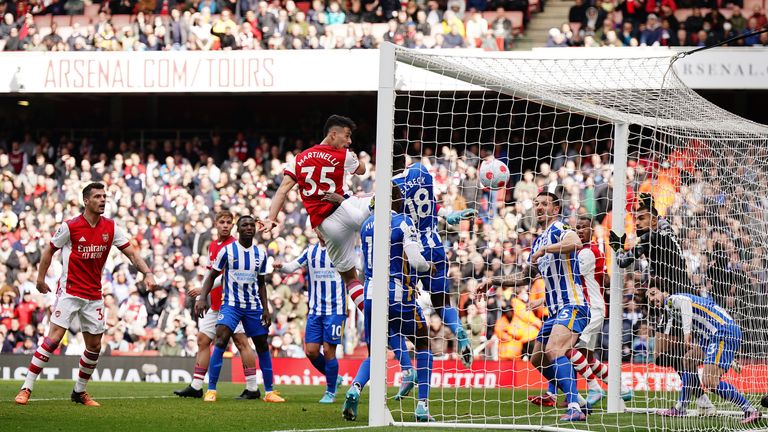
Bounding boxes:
[77,244,108,259]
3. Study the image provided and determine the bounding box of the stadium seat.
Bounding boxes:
[84,4,101,18]
[111,14,133,29]
[52,15,72,27]
[371,23,388,41]
[35,15,52,28]
[71,15,92,27]
[744,0,764,11]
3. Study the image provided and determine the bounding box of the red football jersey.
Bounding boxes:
[208,235,236,311]
[284,143,360,228]
[50,215,130,301]
[577,242,606,317]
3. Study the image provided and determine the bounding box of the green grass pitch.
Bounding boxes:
[0,381,763,432]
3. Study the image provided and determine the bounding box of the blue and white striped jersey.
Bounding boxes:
[665,293,737,337]
[529,220,585,315]
[360,212,421,313]
[392,163,445,261]
[212,241,268,310]
[290,243,346,316]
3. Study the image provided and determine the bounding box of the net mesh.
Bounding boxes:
[374,47,768,432]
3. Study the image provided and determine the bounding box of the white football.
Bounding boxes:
[479,158,510,189]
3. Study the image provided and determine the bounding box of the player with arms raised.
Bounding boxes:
[195,215,284,403]
[343,184,435,422]
[479,192,588,421]
[648,288,760,424]
[568,215,633,407]
[15,182,156,406]
[174,210,261,400]
[261,115,370,314]
[274,235,345,403]
[391,146,476,368]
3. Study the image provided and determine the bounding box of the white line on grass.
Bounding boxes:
[30,395,176,401]
[272,425,375,432]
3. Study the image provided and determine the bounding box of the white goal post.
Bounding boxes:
[369,43,768,432]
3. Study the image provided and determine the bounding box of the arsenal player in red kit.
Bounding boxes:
[261,115,371,314]
[15,182,156,407]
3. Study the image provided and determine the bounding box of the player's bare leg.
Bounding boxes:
[70,331,103,407]
[233,333,260,400]
[205,324,235,402]
[174,332,213,398]
[16,324,67,405]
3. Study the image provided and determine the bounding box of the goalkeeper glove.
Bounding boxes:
[445,209,477,225]
[609,231,626,253]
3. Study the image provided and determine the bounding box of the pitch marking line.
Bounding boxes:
[29,395,176,402]
[273,426,375,432]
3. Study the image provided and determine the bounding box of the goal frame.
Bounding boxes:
[369,43,630,429]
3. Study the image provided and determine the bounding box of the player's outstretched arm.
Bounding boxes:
[261,175,297,232]
[439,207,478,225]
[120,245,157,291]
[195,268,222,318]
[478,266,537,293]
[35,245,56,294]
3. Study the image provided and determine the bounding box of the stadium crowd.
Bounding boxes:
[0,129,766,366]
[0,0,527,51]
[550,0,768,47]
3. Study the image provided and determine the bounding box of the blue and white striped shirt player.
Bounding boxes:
[212,242,268,311]
[665,293,737,337]
[529,220,586,316]
[282,243,346,316]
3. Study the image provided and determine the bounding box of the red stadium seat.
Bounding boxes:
[35,14,52,28]
[744,0,764,13]
[52,15,72,27]
[71,15,92,27]
[84,4,101,18]
[111,14,133,30]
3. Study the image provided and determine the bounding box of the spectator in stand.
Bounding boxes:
[742,17,762,46]
[466,11,489,47]
[490,7,514,50]
[753,5,768,28]
[327,1,346,25]
[729,5,747,33]
[684,7,704,34]
[569,0,587,23]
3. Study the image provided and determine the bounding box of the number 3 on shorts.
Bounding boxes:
[96,307,104,321]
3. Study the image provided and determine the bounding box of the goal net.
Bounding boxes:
[367,44,768,432]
